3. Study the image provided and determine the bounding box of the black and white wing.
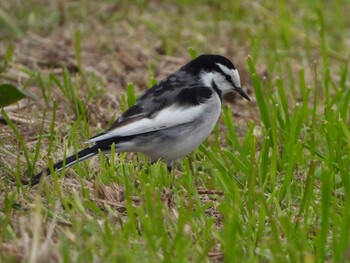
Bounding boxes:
[88,71,214,143]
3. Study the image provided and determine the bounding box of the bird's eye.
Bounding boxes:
[225,75,232,82]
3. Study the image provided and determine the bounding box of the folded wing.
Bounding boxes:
[89,84,214,143]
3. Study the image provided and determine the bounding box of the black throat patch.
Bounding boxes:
[211,80,222,102]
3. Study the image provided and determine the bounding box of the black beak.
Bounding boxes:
[235,86,250,101]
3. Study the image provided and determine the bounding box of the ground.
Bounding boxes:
[1,1,350,262]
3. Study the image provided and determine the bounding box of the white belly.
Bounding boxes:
[141,94,222,162]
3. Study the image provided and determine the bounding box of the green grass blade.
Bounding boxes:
[1,108,32,175]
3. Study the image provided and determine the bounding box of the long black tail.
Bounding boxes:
[25,135,136,186]
[26,144,101,186]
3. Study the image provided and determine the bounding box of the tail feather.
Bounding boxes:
[27,145,100,186]
[26,136,128,186]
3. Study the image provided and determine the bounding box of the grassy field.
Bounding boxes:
[1,0,350,262]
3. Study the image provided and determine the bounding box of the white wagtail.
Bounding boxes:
[28,54,250,186]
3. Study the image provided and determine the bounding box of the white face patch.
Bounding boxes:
[216,63,241,89]
[200,63,242,95]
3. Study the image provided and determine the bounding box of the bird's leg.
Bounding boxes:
[145,161,153,175]
[166,161,176,190]
[166,161,173,173]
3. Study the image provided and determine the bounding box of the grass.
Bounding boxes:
[1,0,350,262]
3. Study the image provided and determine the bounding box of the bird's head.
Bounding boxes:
[183,54,250,101]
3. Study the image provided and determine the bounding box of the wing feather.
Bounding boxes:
[88,73,214,143]
[88,103,208,142]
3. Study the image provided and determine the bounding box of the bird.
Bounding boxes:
[27,54,250,186]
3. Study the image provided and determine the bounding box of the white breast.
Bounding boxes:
[147,93,222,162]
